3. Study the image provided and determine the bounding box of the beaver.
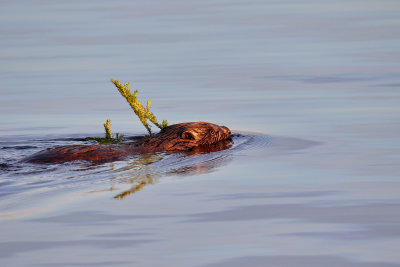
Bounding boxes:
[27,122,232,164]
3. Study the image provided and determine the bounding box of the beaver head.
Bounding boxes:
[140,122,232,152]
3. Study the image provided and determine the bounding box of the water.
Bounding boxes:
[1,0,400,266]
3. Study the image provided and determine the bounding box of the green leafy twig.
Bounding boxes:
[86,119,123,144]
[104,119,113,140]
[110,78,168,136]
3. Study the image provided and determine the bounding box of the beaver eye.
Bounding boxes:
[210,130,214,134]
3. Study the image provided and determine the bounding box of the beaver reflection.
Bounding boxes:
[113,138,232,199]
[186,137,232,155]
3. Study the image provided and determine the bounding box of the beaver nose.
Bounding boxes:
[222,126,231,137]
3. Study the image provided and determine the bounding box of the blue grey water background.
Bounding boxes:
[1,0,400,266]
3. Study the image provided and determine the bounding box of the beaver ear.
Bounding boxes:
[181,131,195,140]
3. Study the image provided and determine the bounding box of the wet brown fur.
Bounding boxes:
[27,122,231,163]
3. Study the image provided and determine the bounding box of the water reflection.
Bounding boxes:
[113,139,233,199]
[186,138,232,155]
[113,153,160,199]
[114,177,155,200]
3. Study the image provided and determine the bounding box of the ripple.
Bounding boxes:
[1,146,38,150]
[0,133,317,202]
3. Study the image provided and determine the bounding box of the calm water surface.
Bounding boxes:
[1,0,400,266]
